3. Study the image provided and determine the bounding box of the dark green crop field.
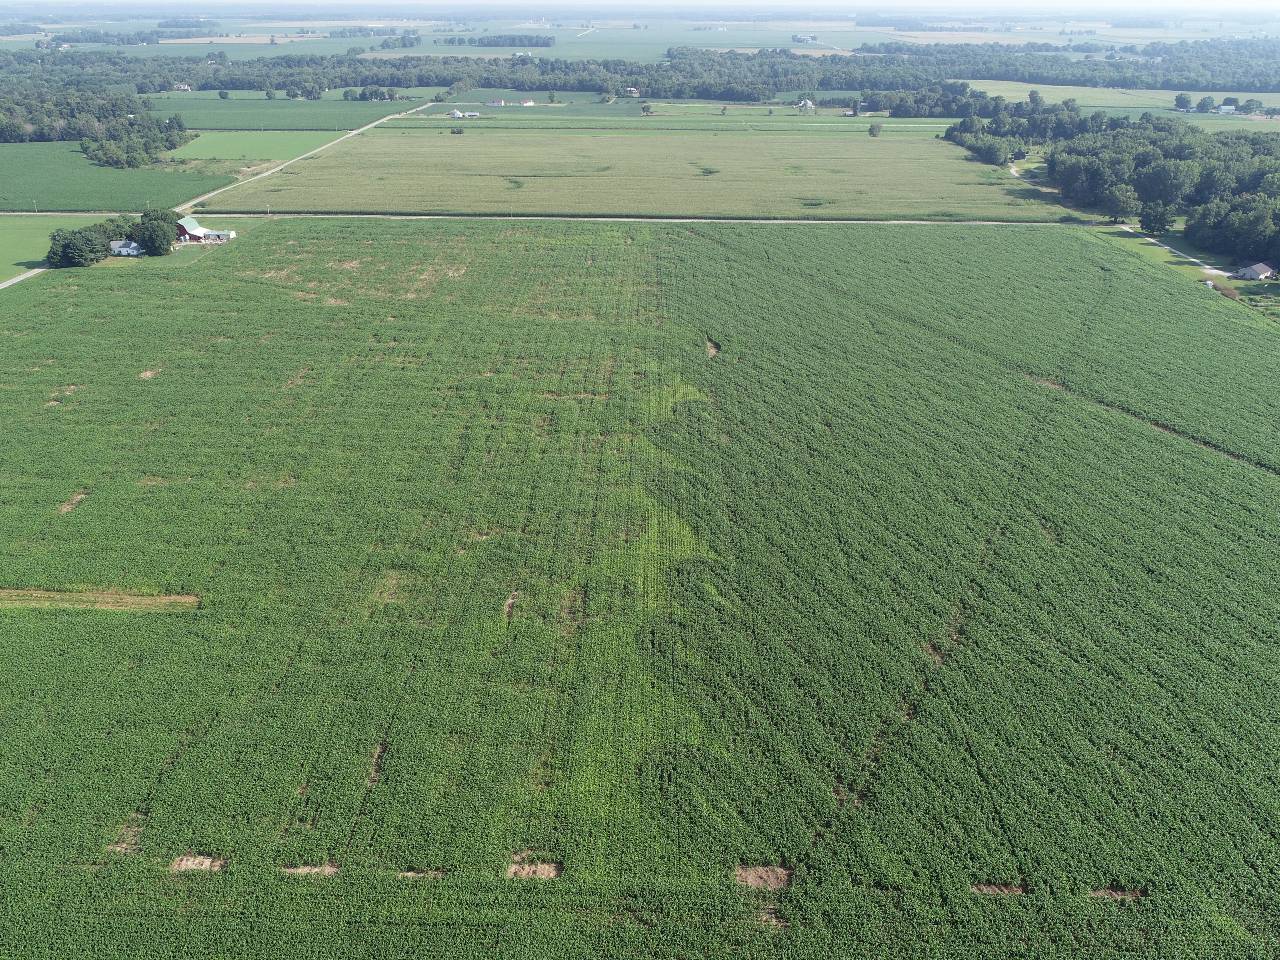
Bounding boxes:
[1,219,1278,958]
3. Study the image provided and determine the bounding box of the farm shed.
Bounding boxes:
[177,216,236,244]
[1233,262,1275,281]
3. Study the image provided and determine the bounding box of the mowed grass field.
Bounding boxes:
[2,218,1280,957]
[0,215,104,280]
[145,90,441,130]
[170,131,337,162]
[203,123,1067,220]
[0,143,233,213]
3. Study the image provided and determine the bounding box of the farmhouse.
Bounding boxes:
[177,216,235,244]
[172,82,192,92]
[1233,261,1275,280]
[624,87,640,97]
[448,109,464,118]
[109,240,142,257]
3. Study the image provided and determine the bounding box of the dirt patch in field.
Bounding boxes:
[1089,887,1146,901]
[281,862,339,877]
[367,742,387,786]
[758,906,788,929]
[507,851,562,879]
[324,297,349,307]
[1027,375,1066,390]
[706,337,721,358]
[58,490,88,514]
[559,585,585,635]
[0,589,199,611]
[735,865,793,891]
[107,821,142,854]
[399,868,446,879]
[284,367,310,389]
[375,570,407,604]
[171,854,225,873]
[138,369,160,380]
[971,882,1027,895]
[139,475,171,487]
[333,260,365,270]
[504,591,519,621]
[924,640,944,665]
[45,384,80,407]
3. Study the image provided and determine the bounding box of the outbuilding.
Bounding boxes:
[177,216,236,244]
[1233,262,1275,281]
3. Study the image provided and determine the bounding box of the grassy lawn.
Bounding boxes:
[0,215,103,280]
[0,142,233,213]
[202,121,1070,220]
[3,219,1280,957]
[171,131,338,163]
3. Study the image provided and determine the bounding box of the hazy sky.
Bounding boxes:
[4,0,1261,13]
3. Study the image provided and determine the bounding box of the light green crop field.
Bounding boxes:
[2,218,1280,958]
[146,91,442,130]
[203,123,1067,220]
[170,131,337,162]
[0,143,234,213]
[0,215,104,280]
[971,81,1280,127]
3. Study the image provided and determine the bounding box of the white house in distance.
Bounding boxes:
[1233,261,1276,281]
[172,82,192,92]
[521,99,536,107]
[448,109,464,118]
[486,98,506,107]
[109,240,142,256]
[176,216,235,244]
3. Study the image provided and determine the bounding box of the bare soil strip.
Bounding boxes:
[367,742,387,786]
[972,882,1027,895]
[1089,887,1146,901]
[171,854,226,873]
[706,337,721,358]
[282,862,339,877]
[504,591,519,621]
[1027,374,1279,477]
[507,851,562,879]
[0,589,199,611]
[735,865,793,890]
[58,490,88,514]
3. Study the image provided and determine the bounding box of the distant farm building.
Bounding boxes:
[1233,261,1275,280]
[177,216,235,244]
[109,240,142,257]
[448,109,464,118]
[796,98,816,113]
[172,83,192,92]
[521,99,536,107]
[1218,105,1236,114]
[624,87,640,97]
[486,99,506,107]
[463,111,480,118]
[792,34,819,44]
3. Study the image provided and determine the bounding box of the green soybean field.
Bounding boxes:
[0,219,1278,959]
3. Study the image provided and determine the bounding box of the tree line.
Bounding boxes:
[7,37,1280,110]
[946,101,1280,266]
[0,88,192,166]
